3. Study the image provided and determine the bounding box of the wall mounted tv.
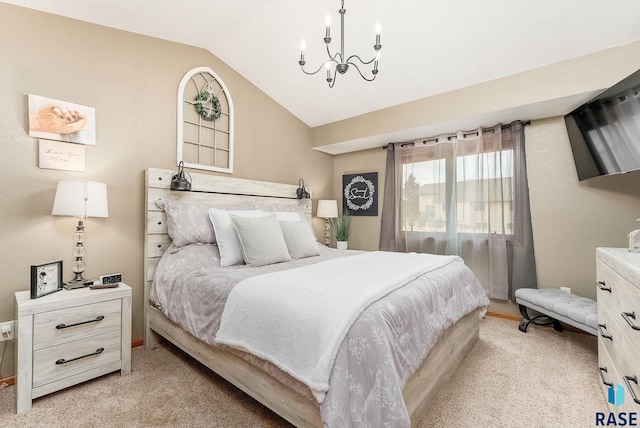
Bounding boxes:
[565,69,640,181]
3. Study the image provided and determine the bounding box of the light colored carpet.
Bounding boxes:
[0,317,606,427]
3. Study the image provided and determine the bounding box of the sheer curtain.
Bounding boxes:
[379,121,536,300]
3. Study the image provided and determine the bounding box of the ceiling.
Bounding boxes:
[5,0,640,132]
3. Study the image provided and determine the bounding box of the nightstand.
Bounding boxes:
[15,283,132,413]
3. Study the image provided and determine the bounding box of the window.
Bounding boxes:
[177,67,234,174]
[401,139,515,236]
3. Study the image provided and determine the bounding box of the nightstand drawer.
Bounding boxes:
[33,329,121,388]
[33,299,121,350]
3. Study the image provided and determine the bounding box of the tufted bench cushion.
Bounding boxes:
[514,288,597,335]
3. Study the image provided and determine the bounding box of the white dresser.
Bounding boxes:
[15,284,132,413]
[596,248,640,412]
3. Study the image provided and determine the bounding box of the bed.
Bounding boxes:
[143,167,489,427]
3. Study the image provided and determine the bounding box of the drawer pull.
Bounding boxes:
[56,315,105,330]
[596,281,611,292]
[599,366,613,387]
[623,375,640,404]
[621,311,640,331]
[598,323,613,341]
[55,347,104,365]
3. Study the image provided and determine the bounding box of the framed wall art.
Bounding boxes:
[30,260,63,299]
[38,139,86,171]
[342,172,378,216]
[177,67,234,174]
[28,94,96,145]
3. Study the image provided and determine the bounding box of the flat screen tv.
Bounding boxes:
[565,69,640,181]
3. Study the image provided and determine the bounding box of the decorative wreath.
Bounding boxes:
[194,89,222,121]
[344,175,375,211]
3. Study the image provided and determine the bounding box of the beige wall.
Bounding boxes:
[525,118,640,300]
[0,3,333,376]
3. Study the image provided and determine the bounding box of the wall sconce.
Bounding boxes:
[170,161,192,191]
[51,180,109,289]
[296,178,310,199]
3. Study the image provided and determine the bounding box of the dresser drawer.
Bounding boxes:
[612,282,640,358]
[598,337,620,412]
[597,303,626,372]
[597,260,632,312]
[33,299,121,350]
[33,329,121,388]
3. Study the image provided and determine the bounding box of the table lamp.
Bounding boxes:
[317,200,338,246]
[52,180,109,289]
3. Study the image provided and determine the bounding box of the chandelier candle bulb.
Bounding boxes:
[325,15,331,39]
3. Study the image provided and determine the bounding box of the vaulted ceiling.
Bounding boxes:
[5,0,640,130]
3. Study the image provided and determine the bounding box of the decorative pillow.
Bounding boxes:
[208,208,266,266]
[279,220,321,259]
[155,199,216,248]
[229,214,292,267]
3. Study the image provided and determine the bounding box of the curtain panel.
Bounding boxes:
[379,121,536,300]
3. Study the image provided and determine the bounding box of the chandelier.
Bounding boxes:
[298,0,382,88]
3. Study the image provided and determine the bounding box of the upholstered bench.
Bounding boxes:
[514,288,597,335]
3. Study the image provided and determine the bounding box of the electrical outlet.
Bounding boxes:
[560,286,571,294]
[0,320,15,341]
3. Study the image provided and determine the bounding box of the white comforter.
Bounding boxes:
[215,251,461,402]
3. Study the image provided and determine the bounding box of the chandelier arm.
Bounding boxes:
[346,53,378,66]
[346,61,377,82]
[328,68,338,88]
[300,60,336,76]
[325,44,343,64]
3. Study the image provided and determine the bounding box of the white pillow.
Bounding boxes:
[208,208,265,266]
[229,214,292,267]
[279,220,321,259]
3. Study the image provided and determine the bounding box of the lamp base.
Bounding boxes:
[64,278,94,290]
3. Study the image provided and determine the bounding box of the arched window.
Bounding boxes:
[177,67,234,174]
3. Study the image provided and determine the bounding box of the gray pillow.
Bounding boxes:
[155,199,216,248]
[229,214,291,267]
[279,220,320,259]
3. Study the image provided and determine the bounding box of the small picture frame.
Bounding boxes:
[31,260,63,299]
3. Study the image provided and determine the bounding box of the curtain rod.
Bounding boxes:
[381,120,531,149]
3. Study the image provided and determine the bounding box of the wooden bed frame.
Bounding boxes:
[143,167,480,427]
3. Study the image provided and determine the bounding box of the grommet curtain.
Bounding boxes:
[379,120,536,300]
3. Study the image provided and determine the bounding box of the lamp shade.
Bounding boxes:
[51,181,109,218]
[317,200,338,218]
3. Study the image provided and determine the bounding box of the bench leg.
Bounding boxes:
[518,304,564,333]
